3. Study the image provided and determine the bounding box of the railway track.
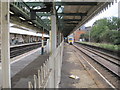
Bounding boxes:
[75,43,120,66]
[10,43,42,58]
[73,43,120,77]
[0,42,43,61]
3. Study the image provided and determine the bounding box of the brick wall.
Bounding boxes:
[74,29,86,42]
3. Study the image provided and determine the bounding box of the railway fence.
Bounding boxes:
[28,41,64,88]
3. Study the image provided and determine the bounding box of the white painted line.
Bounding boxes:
[80,53,116,89]
[11,47,41,64]
[0,48,41,70]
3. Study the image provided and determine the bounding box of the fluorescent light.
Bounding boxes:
[48,17,51,20]
[28,21,32,24]
[19,17,26,21]
[9,11,14,15]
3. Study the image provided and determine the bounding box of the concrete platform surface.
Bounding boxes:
[59,43,99,88]
[11,48,49,88]
[0,47,42,88]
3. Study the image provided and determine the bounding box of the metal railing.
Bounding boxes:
[28,41,64,88]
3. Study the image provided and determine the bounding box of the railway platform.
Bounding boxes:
[0,1,119,89]
[11,53,49,88]
[0,47,49,88]
[59,43,112,88]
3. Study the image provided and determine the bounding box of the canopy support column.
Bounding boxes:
[60,32,62,43]
[118,1,120,18]
[51,15,57,52]
[1,1,11,88]
[50,2,58,88]
[49,31,51,52]
[57,31,62,45]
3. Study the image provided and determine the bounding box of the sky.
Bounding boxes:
[84,1,119,27]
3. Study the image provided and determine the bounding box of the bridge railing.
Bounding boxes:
[28,41,64,88]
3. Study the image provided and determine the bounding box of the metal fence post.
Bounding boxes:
[33,75,37,89]
[40,66,43,84]
[38,70,41,88]
[43,63,46,80]
[27,41,64,88]
[28,81,33,89]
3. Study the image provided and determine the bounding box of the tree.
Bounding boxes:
[88,17,120,44]
[107,17,120,30]
[80,33,89,41]
[91,18,109,43]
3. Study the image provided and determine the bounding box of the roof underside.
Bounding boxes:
[10,1,114,37]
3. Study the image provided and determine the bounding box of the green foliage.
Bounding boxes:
[80,42,120,51]
[80,33,89,41]
[91,18,109,43]
[80,34,85,39]
[82,17,120,45]
[107,17,120,30]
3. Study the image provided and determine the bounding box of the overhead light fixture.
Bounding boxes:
[9,11,14,15]
[19,17,26,21]
[28,21,32,24]
[34,24,37,27]
[48,17,51,20]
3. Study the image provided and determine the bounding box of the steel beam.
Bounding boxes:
[118,1,120,18]
[66,22,78,24]
[25,2,97,7]
[60,22,78,24]
[0,1,2,89]
[10,2,49,31]
[56,6,61,12]
[42,19,50,22]
[56,2,97,6]
[36,13,51,16]
[60,19,82,22]
[58,13,87,16]
[1,1,11,88]
[37,13,87,16]
[25,2,44,7]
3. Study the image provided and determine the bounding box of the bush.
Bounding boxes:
[80,42,120,51]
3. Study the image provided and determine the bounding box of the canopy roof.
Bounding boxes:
[10,1,114,36]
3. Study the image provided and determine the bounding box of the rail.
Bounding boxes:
[73,44,120,77]
[75,42,120,58]
[28,41,64,88]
